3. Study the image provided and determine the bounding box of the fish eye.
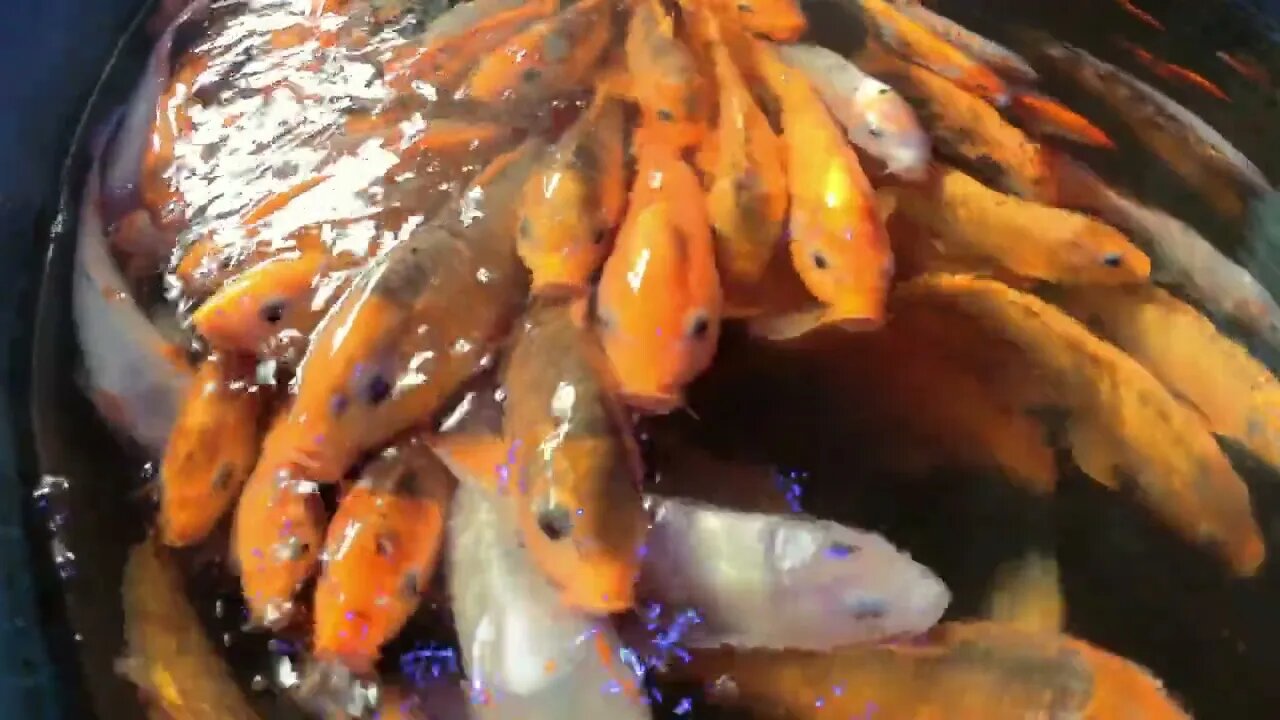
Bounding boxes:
[845,595,888,620]
[736,2,752,11]
[1101,252,1123,268]
[812,251,830,270]
[331,394,350,416]
[686,312,711,340]
[364,374,393,405]
[536,504,575,541]
[867,125,884,139]
[826,541,860,558]
[260,299,287,324]
[656,108,675,123]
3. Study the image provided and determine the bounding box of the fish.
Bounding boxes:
[1040,40,1270,217]
[595,131,723,413]
[461,0,615,105]
[898,273,1266,576]
[1115,0,1164,31]
[500,301,647,613]
[985,552,1065,635]
[158,353,264,547]
[752,40,895,334]
[1049,152,1280,338]
[776,42,931,181]
[892,164,1150,285]
[719,0,807,41]
[854,37,1053,201]
[893,0,1039,83]
[1218,50,1271,87]
[252,140,544,486]
[232,410,328,628]
[1007,91,1116,148]
[620,0,707,148]
[669,621,1190,719]
[637,495,950,650]
[693,13,788,286]
[1054,284,1280,476]
[855,0,1009,106]
[313,434,457,673]
[119,538,262,720]
[75,164,193,458]
[1119,39,1231,102]
[516,95,627,296]
[444,482,649,717]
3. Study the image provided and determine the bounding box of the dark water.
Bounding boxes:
[17,0,1280,718]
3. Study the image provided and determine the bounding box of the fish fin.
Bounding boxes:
[876,187,899,224]
[427,434,511,494]
[745,306,828,341]
[1065,417,1122,491]
[986,552,1064,634]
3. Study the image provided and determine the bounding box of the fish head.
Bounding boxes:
[788,201,894,327]
[514,435,646,613]
[191,252,333,354]
[855,82,932,181]
[516,165,608,296]
[596,202,722,413]
[1058,229,1151,283]
[730,0,807,41]
[767,517,951,643]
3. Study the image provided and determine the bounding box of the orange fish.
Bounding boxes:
[312,435,456,673]
[619,0,707,148]
[1115,0,1165,31]
[499,301,647,612]
[671,621,1191,719]
[714,0,806,41]
[159,353,264,547]
[461,0,615,104]
[595,130,723,413]
[695,9,789,288]
[1120,40,1231,102]
[142,55,203,232]
[232,410,328,627]
[255,142,543,486]
[752,40,894,335]
[900,274,1265,576]
[516,94,628,296]
[1218,50,1271,87]
[1007,91,1116,148]
[858,0,1009,106]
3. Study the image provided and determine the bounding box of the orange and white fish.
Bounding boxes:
[751,40,895,336]
[516,95,627,296]
[776,42,931,180]
[312,435,456,673]
[595,130,723,413]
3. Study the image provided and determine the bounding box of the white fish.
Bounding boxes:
[776,42,931,181]
[636,495,950,650]
[1052,152,1280,341]
[445,480,650,720]
[74,165,192,457]
[894,1,1039,83]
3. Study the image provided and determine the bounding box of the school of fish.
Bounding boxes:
[71,0,1280,716]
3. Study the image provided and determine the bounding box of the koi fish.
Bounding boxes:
[671,621,1189,719]
[893,0,1039,83]
[1119,39,1231,102]
[1054,284,1280,476]
[893,164,1150,285]
[313,434,456,673]
[595,132,723,413]
[693,13,788,286]
[516,95,627,296]
[254,141,543,486]
[461,0,615,105]
[1116,0,1165,32]
[445,482,648,715]
[620,0,706,148]
[1218,50,1270,87]
[638,495,950,650]
[855,0,1010,106]
[721,0,807,40]
[752,40,895,334]
[1040,40,1269,217]
[899,274,1265,576]
[500,301,647,613]
[158,353,264,547]
[232,410,328,627]
[776,42,931,180]
[1007,91,1116,148]
[855,38,1053,201]
[1049,152,1280,341]
[119,539,262,720]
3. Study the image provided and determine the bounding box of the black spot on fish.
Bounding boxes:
[687,313,711,340]
[657,109,675,123]
[365,375,393,405]
[826,541,859,558]
[522,67,543,84]
[401,572,421,598]
[536,505,575,541]
[212,465,234,492]
[846,596,888,620]
[331,394,350,417]
[737,1,752,11]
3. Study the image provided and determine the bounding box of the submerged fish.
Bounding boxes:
[445,481,649,718]
[776,42,931,180]
[893,0,1039,83]
[1007,91,1116,149]
[621,0,707,148]
[1119,39,1231,102]
[637,495,950,650]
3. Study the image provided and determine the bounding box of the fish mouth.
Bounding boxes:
[616,390,683,415]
